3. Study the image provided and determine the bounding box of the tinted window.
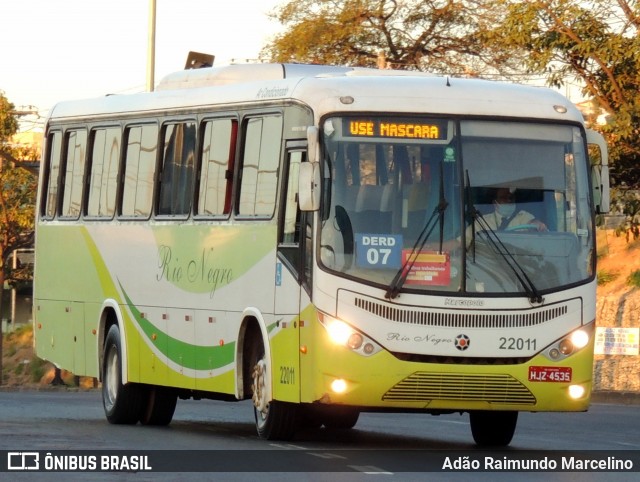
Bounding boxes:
[121,124,158,217]
[87,127,120,217]
[61,129,87,218]
[238,114,282,216]
[198,118,237,216]
[43,131,63,218]
[158,122,196,216]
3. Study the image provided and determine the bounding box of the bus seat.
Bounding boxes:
[379,184,398,232]
[354,184,385,234]
[403,184,430,241]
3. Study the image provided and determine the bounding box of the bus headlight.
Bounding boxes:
[318,312,382,357]
[559,338,573,355]
[326,319,352,345]
[543,324,593,361]
[570,329,590,350]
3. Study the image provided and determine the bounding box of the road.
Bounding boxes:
[0,390,638,481]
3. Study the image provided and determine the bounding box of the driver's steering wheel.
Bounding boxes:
[505,223,539,232]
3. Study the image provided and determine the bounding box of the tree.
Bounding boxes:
[0,93,18,143]
[265,1,640,185]
[490,0,640,174]
[0,92,38,383]
[263,0,524,76]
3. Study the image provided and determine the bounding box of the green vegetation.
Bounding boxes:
[1,324,46,385]
[597,270,619,286]
[28,356,48,383]
[626,270,640,288]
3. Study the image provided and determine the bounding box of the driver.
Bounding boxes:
[425,187,547,253]
[482,187,547,232]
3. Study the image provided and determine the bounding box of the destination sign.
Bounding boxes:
[345,118,447,140]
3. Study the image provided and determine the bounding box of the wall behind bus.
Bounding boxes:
[594,230,640,393]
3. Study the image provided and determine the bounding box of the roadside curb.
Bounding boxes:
[591,390,640,405]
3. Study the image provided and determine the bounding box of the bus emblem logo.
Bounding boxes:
[455,334,470,351]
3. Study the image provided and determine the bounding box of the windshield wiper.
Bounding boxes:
[472,214,543,304]
[385,201,447,300]
[465,171,478,262]
[465,174,543,304]
[386,164,448,300]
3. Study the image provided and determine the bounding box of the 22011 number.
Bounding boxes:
[499,337,537,351]
[280,366,295,385]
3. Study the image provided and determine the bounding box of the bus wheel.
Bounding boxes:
[469,410,518,446]
[102,324,143,424]
[251,344,297,440]
[321,407,360,430]
[139,386,177,426]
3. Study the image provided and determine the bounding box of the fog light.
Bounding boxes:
[568,384,585,399]
[331,379,348,394]
[549,348,560,360]
[363,343,375,355]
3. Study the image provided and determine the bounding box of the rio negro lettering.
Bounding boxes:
[156,245,233,298]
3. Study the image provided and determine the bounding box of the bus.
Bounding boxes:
[34,63,609,446]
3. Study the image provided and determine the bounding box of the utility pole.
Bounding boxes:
[146,0,157,92]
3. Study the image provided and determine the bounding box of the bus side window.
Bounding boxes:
[238,114,283,217]
[121,124,159,218]
[60,129,87,219]
[197,118,237,216]
[279,150,304,270]
[158,122,196,216]
[86,127,121,218]
[41,131,63,219]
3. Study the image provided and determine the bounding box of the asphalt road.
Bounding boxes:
[0,389,638,481]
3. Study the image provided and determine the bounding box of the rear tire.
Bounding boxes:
[251,342,297,440]
[139,386,178,426]
[469,410,518,446]
[102,324,143,424]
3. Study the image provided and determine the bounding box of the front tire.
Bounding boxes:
[469,410,518,446]
[251,343,297,440]
[102,324,143,424]
[322,407,360,430]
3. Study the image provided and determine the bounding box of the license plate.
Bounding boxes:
[528,366,572,382]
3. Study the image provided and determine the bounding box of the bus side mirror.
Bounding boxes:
[586,129,610,214]
[307,126,318,164]
[299,162,321,211]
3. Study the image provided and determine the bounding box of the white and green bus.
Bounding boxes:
[34,63,609,446]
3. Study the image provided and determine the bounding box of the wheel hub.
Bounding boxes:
[252,359,269,414]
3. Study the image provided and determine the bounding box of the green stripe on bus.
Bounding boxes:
[120,284,235,371]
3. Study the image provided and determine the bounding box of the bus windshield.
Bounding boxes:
[319,116,594,297]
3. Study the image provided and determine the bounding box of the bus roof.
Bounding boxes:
[47,63,584,125]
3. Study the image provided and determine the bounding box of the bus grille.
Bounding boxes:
[382,372,536,405]
[355,297,568,329]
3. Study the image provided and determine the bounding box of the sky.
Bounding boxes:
[1,0,284,131]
